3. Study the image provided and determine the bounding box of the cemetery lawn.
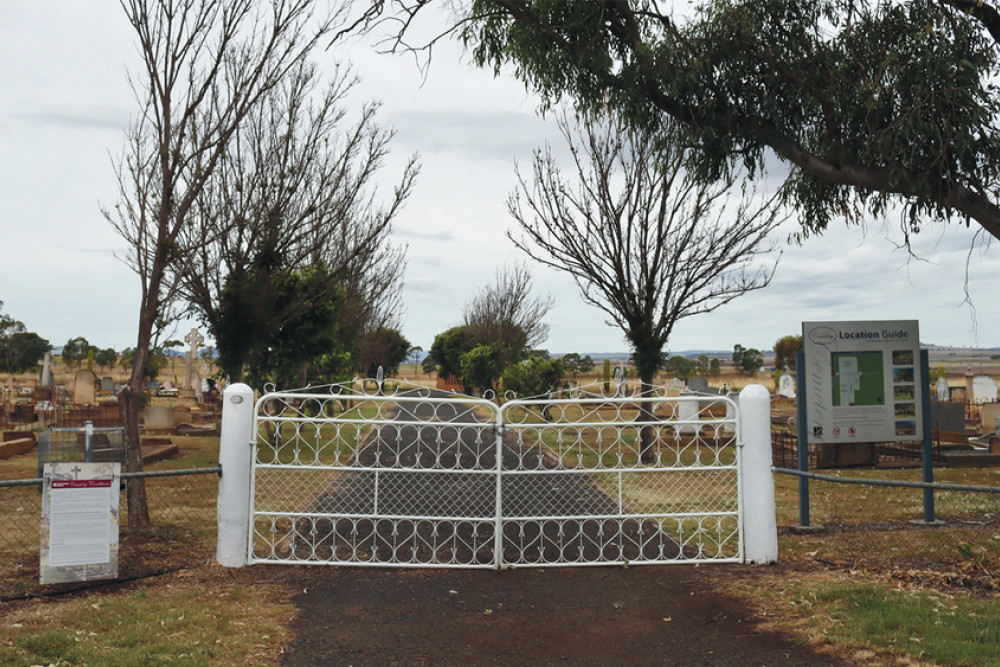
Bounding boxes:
[0,567,293,666]
[728,568,1000,666]
[2,431,999,663]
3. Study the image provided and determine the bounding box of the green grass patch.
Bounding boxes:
[760,578,1000,665]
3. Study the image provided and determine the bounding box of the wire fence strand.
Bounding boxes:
[1,467,220,599]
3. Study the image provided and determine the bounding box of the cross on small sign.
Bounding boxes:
[70,465,82,479]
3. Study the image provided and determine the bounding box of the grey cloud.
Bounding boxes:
[18,112,127,131]
[396,228,456,241]
[386,109,557,162]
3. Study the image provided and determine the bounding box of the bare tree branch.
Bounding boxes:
[507,111,788,460]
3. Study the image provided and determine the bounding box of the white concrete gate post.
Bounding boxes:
[217,383,254,568]
[739,384,779,564]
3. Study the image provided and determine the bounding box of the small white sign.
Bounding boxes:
[41,462,120,584]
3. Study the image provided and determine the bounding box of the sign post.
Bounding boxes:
[803,320,923,444]
[797,320,935,524]
[41,462,120,585]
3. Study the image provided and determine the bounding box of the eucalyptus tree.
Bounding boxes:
[105,0,342,531]
[0,303,51,378]
[367,0,1000,244]
[508,113,786,462]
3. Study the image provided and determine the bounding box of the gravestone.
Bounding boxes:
[664,378,686,397]
[777,374,796,399]
[73,370,98,405]
[930,400,965,433]
[972,376,998,404]
[936,377,951,402]
[37,351,54,388]
[101,377,115,393]
[183,327,204,390]
[144,405,175,430]
[687,376,709,393]
[192,369,203,403]
[147,380,160,392]
[980,403,1000,434]
[676,390,699,434]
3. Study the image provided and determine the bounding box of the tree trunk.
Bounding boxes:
[118,381,150,533]
[637,373,657,464]
[118,278,160,534]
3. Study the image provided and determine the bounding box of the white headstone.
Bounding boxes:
[935,376,950,402]
[972,376,998,404]
[676,390,699,434]
[38,351,54,388]
[73,370,98,405]
[183,327,205,390]
[192,369,203,402]
[614,367,625,397]
[777,374,796,398]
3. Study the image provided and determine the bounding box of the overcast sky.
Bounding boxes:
[1,2,996,359]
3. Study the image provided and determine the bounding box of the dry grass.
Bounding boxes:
[4,367,1000,663]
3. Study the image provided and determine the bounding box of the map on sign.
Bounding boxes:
[803,320,922,444]
[831,352,884,407]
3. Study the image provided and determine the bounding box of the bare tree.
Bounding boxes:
[178,59,417,383]
[508,113,786,462]
[104,0,341,531]
[461,263,554,368]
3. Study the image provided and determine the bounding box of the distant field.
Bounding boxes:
[4,346,999,399]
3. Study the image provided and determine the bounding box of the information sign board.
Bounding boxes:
[40,462,120,584]
[802,320,922,443]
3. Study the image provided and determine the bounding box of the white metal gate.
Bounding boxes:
[249,377,743,568]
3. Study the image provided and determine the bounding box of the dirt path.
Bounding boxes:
[273,392,849,664]
[306,391,684,565]
[279,564,848,665]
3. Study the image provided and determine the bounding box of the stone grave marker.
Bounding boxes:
[687,376,709,393]
[936,377,951,402]
[183,327,204,390]
[664,378,686,396]
[777,374,796,398]
[73,370,98,405]
[676,389,700,434]
[981,403,1000,434]
[144,405,175,430]
[101,376,115,393]
[38,351,54,388]
[930,400,965,433]
[972,376,998,404]
[192,369,203,403]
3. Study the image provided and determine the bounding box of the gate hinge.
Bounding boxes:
[736,439,745,448]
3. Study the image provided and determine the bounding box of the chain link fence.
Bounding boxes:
[0,467,220,599]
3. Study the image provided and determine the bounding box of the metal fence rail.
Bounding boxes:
[771,466,1000,580]
[773,467,1000,494]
